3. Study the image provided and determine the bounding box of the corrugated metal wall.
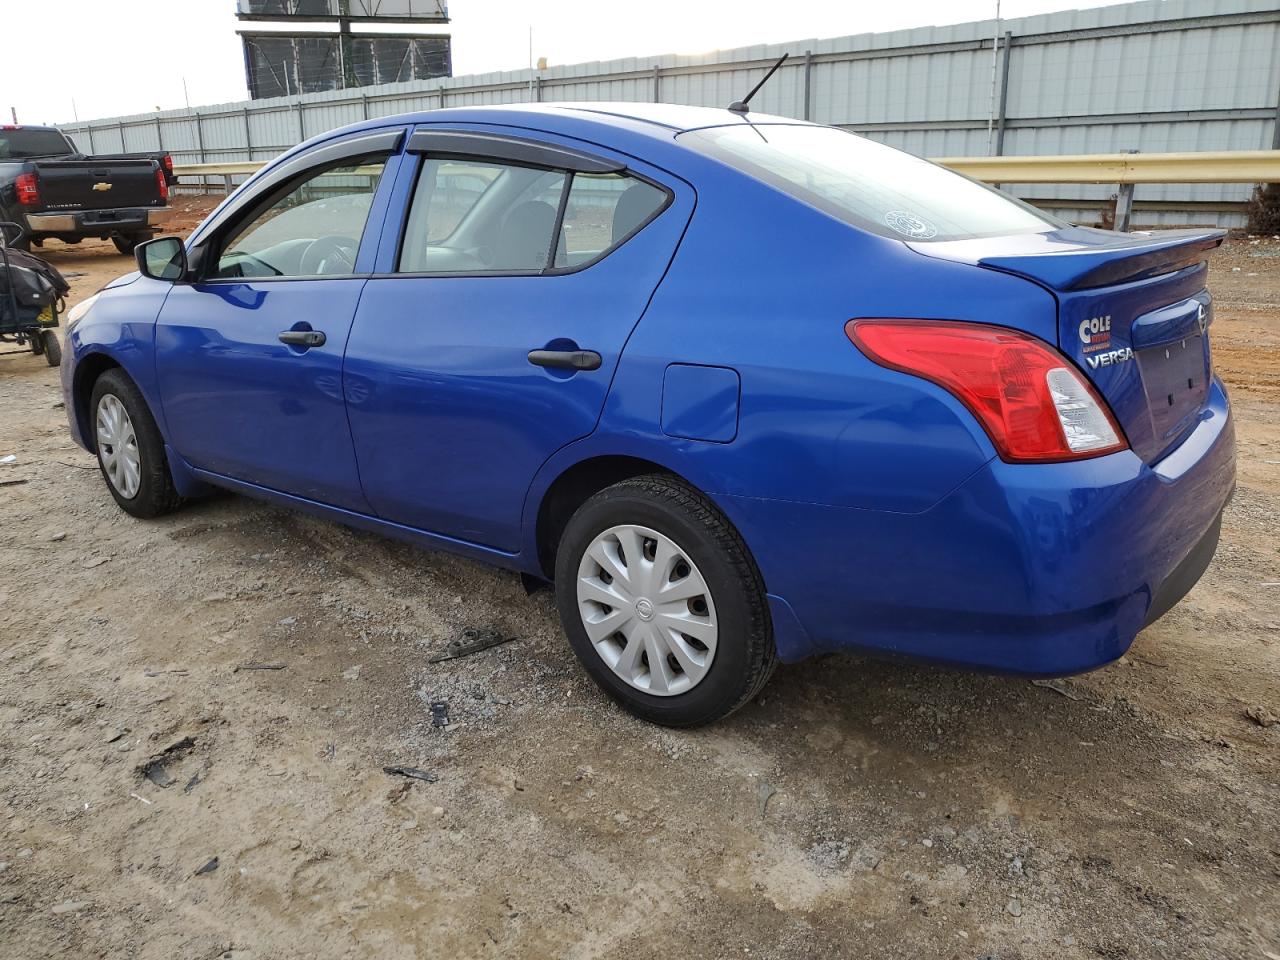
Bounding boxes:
[60,0,1280,226]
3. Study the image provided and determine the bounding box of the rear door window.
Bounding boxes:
[682,124,1061,242]
[399,159,567,274]
[398,156,668,275]
[553,173,667,268]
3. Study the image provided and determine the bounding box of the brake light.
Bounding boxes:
[155,166,169,201]
[14,172,40,206]
[162,154,173,176]
[846,319,1127,463]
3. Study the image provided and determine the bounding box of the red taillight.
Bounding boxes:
[155,165,169,201]
[162,154,173,175]
[846,319,1127,463]
[14,172,40,206]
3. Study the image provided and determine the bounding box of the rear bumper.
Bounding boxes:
[24,207,166,236]
[719,376,1235,674]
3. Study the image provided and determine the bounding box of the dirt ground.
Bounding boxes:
[1,211,1277,960]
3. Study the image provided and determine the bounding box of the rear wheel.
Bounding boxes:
[111,232,151,256]
[90,369,182,518]
[40,330,61,367]
[554,475,776,727]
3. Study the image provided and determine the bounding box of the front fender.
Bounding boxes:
[62,276,173,450]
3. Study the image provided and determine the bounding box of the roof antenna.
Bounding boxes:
[728,52,789,114]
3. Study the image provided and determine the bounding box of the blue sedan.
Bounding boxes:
[60,103,1235,726]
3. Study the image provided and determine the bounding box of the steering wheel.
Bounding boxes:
[299,235,358,275]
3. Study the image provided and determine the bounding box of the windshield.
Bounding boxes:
[0,128,74,160]
[682,124,1062,242]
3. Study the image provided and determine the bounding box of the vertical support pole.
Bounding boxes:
[224,174,233,196]
[242,108,253,162]
[154,117,164,152]
[652,64,661,103]
[803,50,813,121]
[194,111,206,164]
[535,75,543,102]
[361,93,370,120]
[296,100,305,144]
[995,31,1013,156]
[117,121,126,152]
[439,84,446,110]
[1272,67,1280,149]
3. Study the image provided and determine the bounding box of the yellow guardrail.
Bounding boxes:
[173,150,1280,185]
[935,150,1280,184]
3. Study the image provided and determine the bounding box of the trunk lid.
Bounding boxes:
[912,227,1225,464]
[29,158,164,213]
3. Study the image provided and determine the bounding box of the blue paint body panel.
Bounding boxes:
[61,102,1236,680]
[661,364,740,443]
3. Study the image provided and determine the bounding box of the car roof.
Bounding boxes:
[330,101,813,150]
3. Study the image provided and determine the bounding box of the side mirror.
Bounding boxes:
[135,236,187,282]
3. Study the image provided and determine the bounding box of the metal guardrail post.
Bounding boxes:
[1114,181,1136,231]
[652,65,661,103]
[1113,149,1140,231]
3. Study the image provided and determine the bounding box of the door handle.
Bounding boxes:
[278,330,326,348]
[527,349,602,371]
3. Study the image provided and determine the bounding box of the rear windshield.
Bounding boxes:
[0,128,73,160]
[682,124,1061,242]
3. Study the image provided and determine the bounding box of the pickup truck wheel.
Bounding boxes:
[40,330,61,367]
[111,233,150,256]
[554,475,776,727]
[90,369,183,518]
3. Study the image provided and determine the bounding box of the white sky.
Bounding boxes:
[1,0,1139,125]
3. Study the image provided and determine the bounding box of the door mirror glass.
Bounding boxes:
[136,236,187,281]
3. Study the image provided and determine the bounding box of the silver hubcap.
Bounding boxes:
[576,524,718,697]
[95,394,141,499]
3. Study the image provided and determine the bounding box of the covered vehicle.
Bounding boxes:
[0,223,66,364]
[58,103,1234,726]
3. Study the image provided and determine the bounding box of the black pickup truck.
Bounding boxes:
[0,124,175,255]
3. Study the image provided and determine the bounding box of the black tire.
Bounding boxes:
[89,368,183,518]
[554,474,776,727]
[40,330,61,367]
[29,334,43,355]
[111,232,150,256]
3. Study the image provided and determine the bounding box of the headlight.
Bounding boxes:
[65,292,101,329]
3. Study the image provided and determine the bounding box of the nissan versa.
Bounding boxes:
[60,103,1236,726]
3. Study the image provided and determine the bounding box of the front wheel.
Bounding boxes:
[40,330,61,367]
[554,475,776,727]
[90,369,182,518]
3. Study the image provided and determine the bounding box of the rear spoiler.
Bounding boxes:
[976,229,1226,291]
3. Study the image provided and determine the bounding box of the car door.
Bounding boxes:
[344,127,692,552]
[154,130,403,511]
